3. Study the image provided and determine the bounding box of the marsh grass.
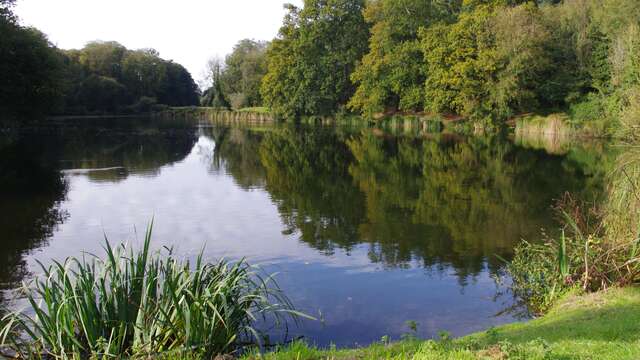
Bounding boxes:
[509,138,640,313]
[0,221,307,359]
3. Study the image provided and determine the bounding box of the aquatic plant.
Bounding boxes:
[0,221,306,359]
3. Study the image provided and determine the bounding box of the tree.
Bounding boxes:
[78,41,127,80]
[159,62,199,106]
[121,49,167,101]
[57,43,199,114]
[221,39,268,109]
[201,57,230,109]
[0,0,16,21]
[76,75,127,113]
[0,18,65,120]
[420,5,498,120]
[261,0,369,119]
[418,1,552,122]
[489,3,552,118]
[349,0,461,116]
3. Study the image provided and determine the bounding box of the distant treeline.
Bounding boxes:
[3,0,640,131]
[203,0,640,134]
[0,0,199,120]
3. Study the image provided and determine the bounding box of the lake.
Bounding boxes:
[0,117,613,347]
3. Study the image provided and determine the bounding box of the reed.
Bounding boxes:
[0,221,306,359]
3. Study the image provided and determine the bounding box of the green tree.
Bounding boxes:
[201,57,230,109]
[418,1,552,122]
[75,75,127,113]
[489,3,552,118]
[121,48,167,101]
[78,41,127,80]
[349,0,461,116]
[420,5,498,120]
[58,43,199,114]
[0,18,65,120]
[221,39,268,109]
[261,0,369,119]
[158,61,199,106]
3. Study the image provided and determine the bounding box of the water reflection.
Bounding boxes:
[0,119,197,296]
[0,119,613,347]
[209,127,266,189]
[52,118,198,181]
[217,126,609,277]
[0,135,67,299]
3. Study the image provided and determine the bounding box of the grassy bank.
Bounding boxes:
[244,287,640,360]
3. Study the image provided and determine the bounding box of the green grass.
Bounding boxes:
[242,287,640,360]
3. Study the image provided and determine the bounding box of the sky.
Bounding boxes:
[15,0,302,83]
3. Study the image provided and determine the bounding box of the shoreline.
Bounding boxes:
[238,287,640,360]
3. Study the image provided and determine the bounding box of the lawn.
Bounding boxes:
[242,287,640,359]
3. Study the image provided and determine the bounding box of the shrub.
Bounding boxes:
[568,94,610,133]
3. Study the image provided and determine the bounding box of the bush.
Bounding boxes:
[568,93,616,137]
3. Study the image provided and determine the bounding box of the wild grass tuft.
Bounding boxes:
[509,136,640,313]
[0,221,307,359]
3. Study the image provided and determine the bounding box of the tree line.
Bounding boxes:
[0,1,199,121]
[61,42,199,114]
[3,0,640,128]
[200,0,638,132]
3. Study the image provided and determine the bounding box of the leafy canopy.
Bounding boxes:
[261,0,369,119]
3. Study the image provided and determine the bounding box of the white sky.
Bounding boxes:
[15,0,303,83]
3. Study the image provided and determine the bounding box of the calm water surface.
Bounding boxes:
[0,118,612,347]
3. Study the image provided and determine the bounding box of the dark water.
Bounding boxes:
[0,118,613,347]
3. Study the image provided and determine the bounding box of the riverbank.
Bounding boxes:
[155,107,277,123]
[155,107,610,140]
[240,287,640,360]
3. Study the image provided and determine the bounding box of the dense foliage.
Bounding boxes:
[222,40,268,109]
[261,0,370,118]
[0,4,65,120]
[349,0,461,116]
[1,3,199,121]
[201,40,269,110]
[417,0,640,126]
[61,42,199,115]
[253,0,640,130]
[5,0,640,126]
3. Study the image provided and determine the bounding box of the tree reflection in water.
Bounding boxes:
[207,124,612,283]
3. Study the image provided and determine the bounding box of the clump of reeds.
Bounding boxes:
[0,221,306,359]
[509,151,640,313]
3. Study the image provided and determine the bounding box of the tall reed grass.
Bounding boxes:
[509,139,640,313]
[0,221,307,359]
